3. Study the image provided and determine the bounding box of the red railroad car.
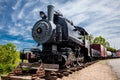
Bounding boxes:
[116,49,120,57]
[90,44,107,57]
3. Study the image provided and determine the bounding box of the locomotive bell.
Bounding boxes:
[40,11,47,19]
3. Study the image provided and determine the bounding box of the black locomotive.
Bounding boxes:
[20,5,89,68]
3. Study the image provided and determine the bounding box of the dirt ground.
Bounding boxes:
[57,60,117,80]
[107,59,120,80]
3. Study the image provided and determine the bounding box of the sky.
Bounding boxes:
[0,0,120,50]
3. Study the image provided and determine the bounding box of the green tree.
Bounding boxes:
[107,47,116,52]
[86,34,94,44]
[93,36,111,48]
[93,36,116,52]
[0,43,20,75]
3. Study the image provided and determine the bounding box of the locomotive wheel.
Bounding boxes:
[76,55,83,66]
[72,62,77,67]
[66,64,71,68]
[77,61,82,66]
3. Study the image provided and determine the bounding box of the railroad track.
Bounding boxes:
[1,61,97,80]
[2,57,119,80]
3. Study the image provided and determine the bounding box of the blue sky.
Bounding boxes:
[0,0,120,50]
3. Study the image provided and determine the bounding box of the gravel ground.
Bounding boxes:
[107,59,120,80]
[57,60,117,80]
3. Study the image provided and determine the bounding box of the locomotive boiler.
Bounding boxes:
[20,5,89,68]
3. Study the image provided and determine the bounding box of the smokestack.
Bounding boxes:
[47,5,54,21]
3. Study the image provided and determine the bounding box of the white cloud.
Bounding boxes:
[12,0,22,10]
[1,39,36,50]
[8,25,33,40]
[8,26,22,36]
[12,40,21,44]
[3,40,21,44]
[0,24,3,30]
[70,14,89,25]
[108,38,120,49]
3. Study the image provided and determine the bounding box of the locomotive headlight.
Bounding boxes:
[37,27,42,34]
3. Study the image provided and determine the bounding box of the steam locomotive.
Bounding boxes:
[20,5,89,68]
